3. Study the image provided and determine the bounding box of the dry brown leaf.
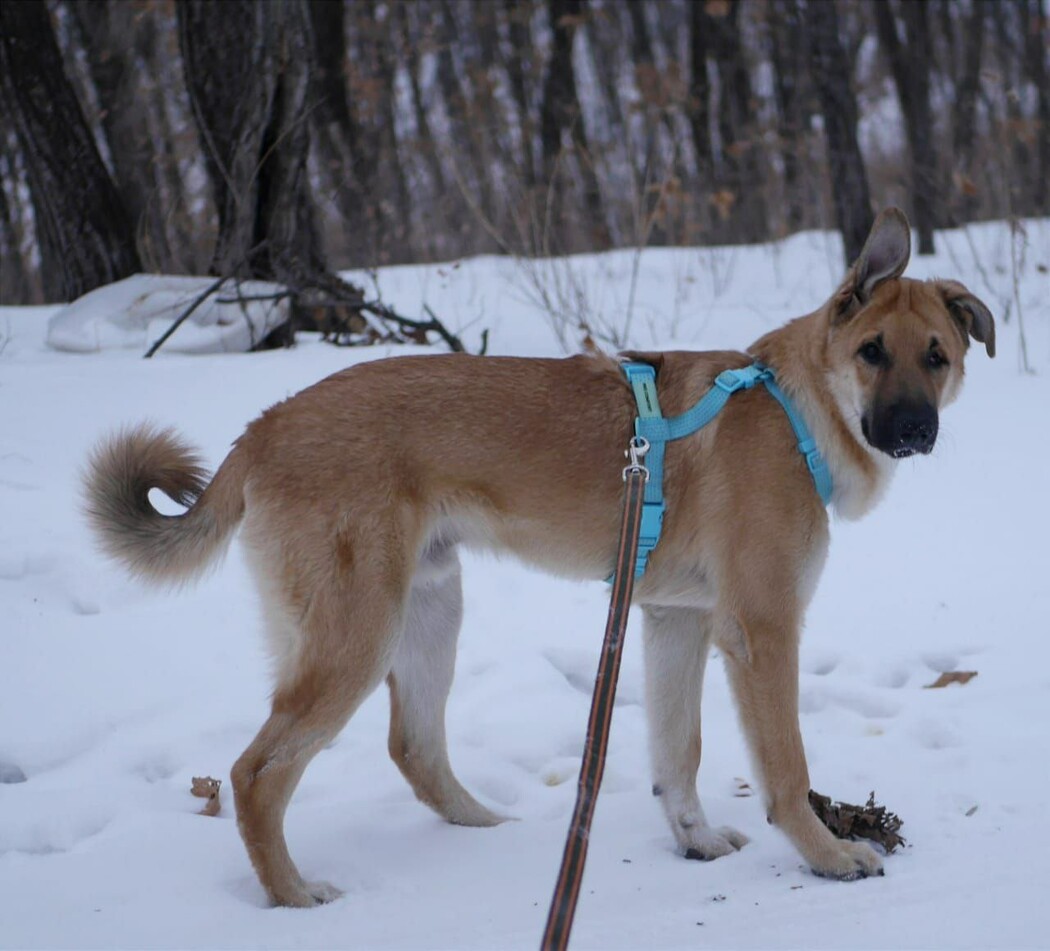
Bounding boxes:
[809,789,905,853]
[191,775,222,817]
[709,189,736,221]
[924,670,978,689]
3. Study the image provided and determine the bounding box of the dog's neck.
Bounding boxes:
[749,312,895,521]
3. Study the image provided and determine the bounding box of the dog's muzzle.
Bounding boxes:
[863,402,938,458]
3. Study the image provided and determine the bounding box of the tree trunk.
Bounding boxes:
[705,0,767,244]
[67,0,178,271]
[394,1,456,258]
[949,0,986,222]
[1022,0,1049,214]
[802,0,874,266]
[177,0,325,286]
[306,0,376,265]
[625,0,674,246]
[364,0,414,263]
[687,0,715,241]
[0,126,35,305]
[539,0,609,251]
[874,0,940,254]
[500,0,538,190]
[0,0,140,302]
[768,0,808,235]
[432,1,498,247]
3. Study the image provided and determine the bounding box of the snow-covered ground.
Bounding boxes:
[2,221,1048,949]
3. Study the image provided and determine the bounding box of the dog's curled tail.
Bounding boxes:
[84,424,246,586]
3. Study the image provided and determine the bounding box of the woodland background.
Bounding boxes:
[1,0,1047,323]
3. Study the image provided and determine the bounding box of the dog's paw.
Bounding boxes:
[271,879,343,908]
[306,877,342,902]
[305,880,344,904]
[682,825,749,861]
[810,840,884,881]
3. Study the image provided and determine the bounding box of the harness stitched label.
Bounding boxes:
[618,361,833,580]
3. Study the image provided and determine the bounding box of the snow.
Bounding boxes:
[45,274,290,354]
[2,220,1049,949]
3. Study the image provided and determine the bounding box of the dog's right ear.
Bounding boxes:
[831,208,912,323]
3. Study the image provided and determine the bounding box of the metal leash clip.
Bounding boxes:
[622,435,651,482]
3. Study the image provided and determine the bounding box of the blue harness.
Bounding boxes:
[619,361,833,579]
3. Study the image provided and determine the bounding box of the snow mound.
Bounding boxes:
[46,274,290,354]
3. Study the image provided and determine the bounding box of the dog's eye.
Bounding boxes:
[858,341,884,366]
[926,350,948,369]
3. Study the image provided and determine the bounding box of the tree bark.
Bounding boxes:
[625,0,674,246]
[177,0,325,285]
[0,125,35,305]
[768,0,809,235]
[802,0,874,266]
[1022,0,1049,213]
[432,1,498,245]
[705,0,767,244]
[687,0,716,240]
[874,0,941,254]
[0,0,140,302]
[500,0,538,189]
[949,0,987,222]
[539,0,609,250]
[67,0,178,270]
[306,0,376,264]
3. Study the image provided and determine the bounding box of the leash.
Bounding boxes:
[540,436,650,951]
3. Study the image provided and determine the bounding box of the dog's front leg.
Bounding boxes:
[643,606,749,860]
[719,608,883,880]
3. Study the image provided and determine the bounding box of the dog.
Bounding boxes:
[85,208,994,907]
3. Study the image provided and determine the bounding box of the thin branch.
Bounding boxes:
[143,274,229,358]
[356,297,467,353]
[213,291,295,304]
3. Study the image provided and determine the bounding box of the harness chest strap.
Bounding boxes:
[619,361,833,579]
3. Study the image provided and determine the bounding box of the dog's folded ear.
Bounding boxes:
[934,279,996,358]
[832,208,912,322]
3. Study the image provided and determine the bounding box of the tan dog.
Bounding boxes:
[86,209,994,907]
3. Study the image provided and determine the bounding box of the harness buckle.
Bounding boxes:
[714,365,771,394]
[623,435,651,482]
[713,369,745,394]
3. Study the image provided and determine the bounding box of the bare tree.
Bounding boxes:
[704,0,767,243]
[0,122,35,305]
[874,0,941,254]
[539,0,610,250]
[0,0,1038,307]
[802,0,874,265]
[307,0,379,265]
[0,0,140,302]
[767,0,810,235]
[687,0,716,240]
[1021,0,1049,214]
[65,0,185,271]
[948,0,987,223]
[177,0,325,286]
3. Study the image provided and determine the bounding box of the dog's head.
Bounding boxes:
[825,209,995,459]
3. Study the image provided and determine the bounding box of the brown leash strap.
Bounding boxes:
[540,446,648,951]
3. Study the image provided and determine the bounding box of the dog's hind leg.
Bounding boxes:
[386,544,505,827]
[232,564,405,908]
[643,606,749,860]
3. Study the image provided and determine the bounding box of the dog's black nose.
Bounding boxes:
[891,405,938,456]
